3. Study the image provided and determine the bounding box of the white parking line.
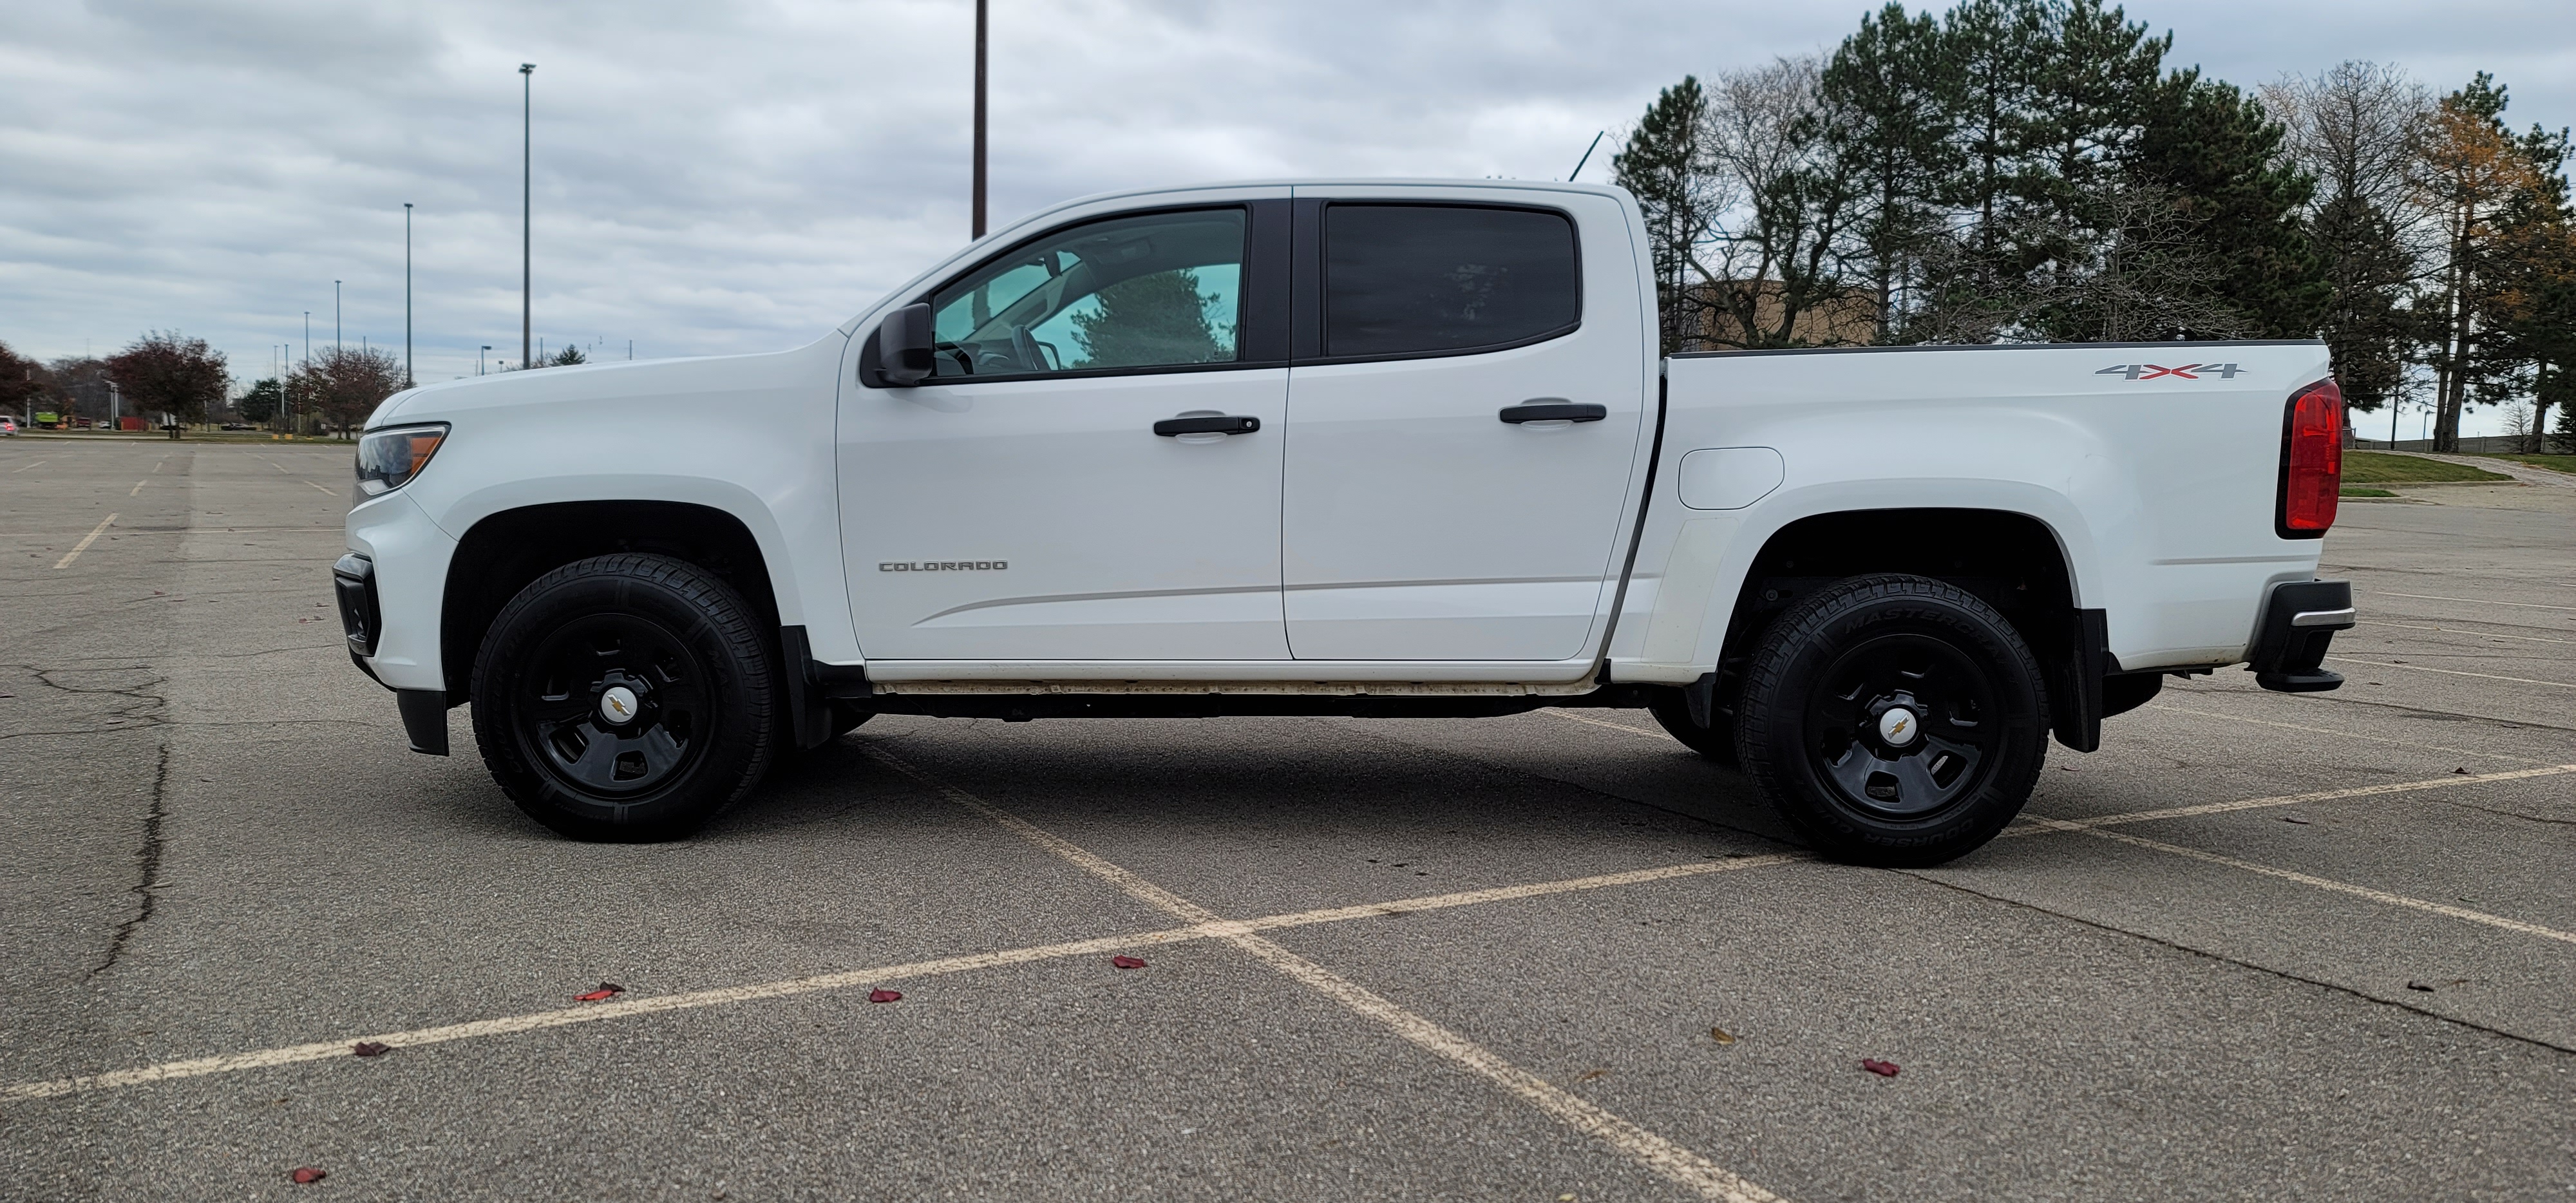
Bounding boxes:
[2143,703,2555,765]
[2005,763,2576,834]
[2374,591,2576,612]
[128,479,147,497]
[306,480,335,494]
[0,855,1797,1107]
[2329,656,2575,690]
[873,750,1786,1203]
[52,513,116,569]
[10,459,46,472]
[2023,815,2576,947]
[2366,620,2576,647]
[1543,708,1665,737]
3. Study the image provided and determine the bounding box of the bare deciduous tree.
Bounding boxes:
[106,330,229,432]
[292,345,406,436]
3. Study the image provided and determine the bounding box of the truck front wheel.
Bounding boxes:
[1733,574,2048,867]
[470,554,777,840]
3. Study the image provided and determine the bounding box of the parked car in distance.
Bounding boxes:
[0,417,18,435]
[339,178,2354,866]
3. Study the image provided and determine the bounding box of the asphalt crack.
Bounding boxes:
[91,741,171,979]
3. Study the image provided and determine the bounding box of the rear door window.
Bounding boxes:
[1321,205,1578,359]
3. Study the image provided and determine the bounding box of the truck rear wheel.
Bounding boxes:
[1733,574,2047,867]
[470,554,776,840]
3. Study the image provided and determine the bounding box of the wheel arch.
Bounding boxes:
[440,500,785,700]
[1696,504,2101,753]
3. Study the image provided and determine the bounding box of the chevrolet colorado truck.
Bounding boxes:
[336,179,2354,866]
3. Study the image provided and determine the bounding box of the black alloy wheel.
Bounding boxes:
[1734,574,2047,867]
[518,614,710,796]
[471,554,776,840]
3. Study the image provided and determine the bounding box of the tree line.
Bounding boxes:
[1612,0,2576,452]
[0,335,594,435]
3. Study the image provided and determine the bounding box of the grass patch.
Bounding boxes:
[2472,453,2576,476]
[2340,450,2513,484]
[2340,486,2398,498]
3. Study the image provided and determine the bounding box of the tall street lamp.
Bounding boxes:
[404,202,415,387]
[521,62,535,371]
[972,0,987,239]
[480,345,491,376]
[334,280,343,355]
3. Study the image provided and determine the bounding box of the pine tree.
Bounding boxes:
[1613,77,1715,353]
[238,377,284,425]
[1071,269,1223,368]
[1821,3,1964,341]
[2126,74,2327,338]
[2309,193,2420,415]
[2483,123,2575,450]
[2011,0,2170,245]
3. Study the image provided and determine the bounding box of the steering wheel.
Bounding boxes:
[1010,325,1046,372]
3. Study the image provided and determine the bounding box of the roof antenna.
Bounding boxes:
[1567,131,1607,182]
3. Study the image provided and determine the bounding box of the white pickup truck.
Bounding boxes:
[337,179,2354,866]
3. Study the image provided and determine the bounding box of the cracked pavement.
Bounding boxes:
[1,437,2572,1200]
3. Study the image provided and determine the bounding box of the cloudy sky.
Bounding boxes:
[2,0,2569,429]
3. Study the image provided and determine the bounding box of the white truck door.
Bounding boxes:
[838,200,1293,661]
[1280,191,1650,661]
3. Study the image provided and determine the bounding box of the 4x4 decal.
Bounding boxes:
[2097,363,2244,380]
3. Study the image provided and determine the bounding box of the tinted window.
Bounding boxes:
[927,208,1245,378]
[1323,205,1578,358]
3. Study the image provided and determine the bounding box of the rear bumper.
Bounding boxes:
[2249,579,2353,692]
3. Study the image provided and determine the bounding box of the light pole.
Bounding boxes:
[972,0,987,238]
[480,345,491,376]
[334,280,343,355]
[521,63,535,370]
[404,202,415,387]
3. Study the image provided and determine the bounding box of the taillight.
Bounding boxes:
[2277,377,2342,538]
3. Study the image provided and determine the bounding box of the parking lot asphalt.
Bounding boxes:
[3,437,2571,1200]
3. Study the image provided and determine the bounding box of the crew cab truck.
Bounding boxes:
[337,179,2354,867]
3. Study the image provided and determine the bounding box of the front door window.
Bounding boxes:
[929,209,1247,378]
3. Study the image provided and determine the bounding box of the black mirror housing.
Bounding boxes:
[865,303,935,388]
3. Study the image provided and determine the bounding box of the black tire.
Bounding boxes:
[1645,688,1737,768]
[470,554,776,840]
[1733,574,2048,867]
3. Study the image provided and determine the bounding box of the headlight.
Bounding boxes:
[355,423,450,496]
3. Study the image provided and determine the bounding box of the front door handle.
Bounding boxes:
[1499,401,1607,424]
[1153,414,1261,437]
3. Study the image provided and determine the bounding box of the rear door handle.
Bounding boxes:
[1153,414,1261,436]
[1499,401,1606,424]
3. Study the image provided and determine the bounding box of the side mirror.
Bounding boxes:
[875,303,935,387]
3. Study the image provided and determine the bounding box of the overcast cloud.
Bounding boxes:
[3,0,2570,428]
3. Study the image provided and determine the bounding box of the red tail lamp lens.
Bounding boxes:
[2278,378,2343,537]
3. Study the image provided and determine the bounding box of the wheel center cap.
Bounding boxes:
[599,685,641,726]
[1877,706,1920,746]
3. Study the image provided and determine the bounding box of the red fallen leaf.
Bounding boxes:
[868,989,903,1003]
[290,1167,327,1184]
[1112,956,1148,970]
[352,1041,390,1057]
[1861,1059,1901,1077]
[574,982,625,1003]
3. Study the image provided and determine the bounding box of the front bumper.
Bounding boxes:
[344,489,462,754]
[2249,579,2354,692]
